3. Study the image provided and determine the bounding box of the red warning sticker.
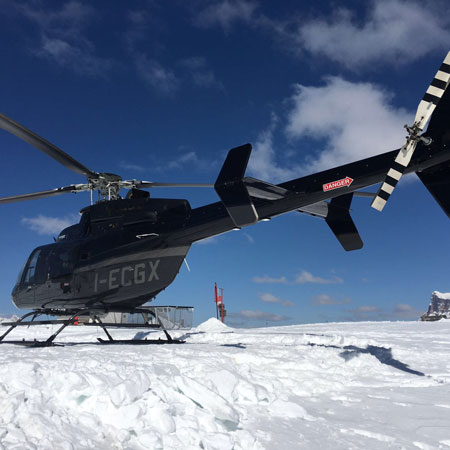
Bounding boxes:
[322,176,353,192]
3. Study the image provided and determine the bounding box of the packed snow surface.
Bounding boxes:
[1,318,450,449]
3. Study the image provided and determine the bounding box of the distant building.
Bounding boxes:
[421,291,450,321]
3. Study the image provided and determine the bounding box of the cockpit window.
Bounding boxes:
[21,246,54,285]
[15,262,27,285]
[23,249,41,284]
[48,247,75,278]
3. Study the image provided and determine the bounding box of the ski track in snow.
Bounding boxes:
[0,318,450,449]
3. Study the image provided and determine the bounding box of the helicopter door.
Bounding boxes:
[45,246,76,307]
[19,247,52,308]
[33,247,52,308]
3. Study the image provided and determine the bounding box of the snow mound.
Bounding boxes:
[0,315,18,324]
[195,317,231,332]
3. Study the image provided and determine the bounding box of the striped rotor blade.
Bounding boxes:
[371,51,450,212]
[418,51,450,128]
[371,141,416,211]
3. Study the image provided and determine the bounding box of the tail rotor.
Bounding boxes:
[371,51,450,211]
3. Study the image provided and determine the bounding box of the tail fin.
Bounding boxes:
[426,76,450,146]
[326,194,363,251]
[298,193,363,251]
[417,161,450,219]
[417,81,450,218]
[215,144,258,227]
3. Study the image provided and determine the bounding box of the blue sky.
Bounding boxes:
[0,0,449,325]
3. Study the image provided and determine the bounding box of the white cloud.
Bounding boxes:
[153,150,218,174]
[119,161,148,173]
[21,214,78,235]
[298,0,450,68]
[252,275,288,284]
[19,1,93,34]
[313,294,351,305]
[259,293,281,303]
[345,305,384,321]
[295,270,343,285]
[259,293,294,307]
[355,305,379,313]
[135,54,180,96]
[191,1,448,69]
[247,114,303,182]
[167,151,199,170]
[253,271,343,285]
[249,77,411,182]
[282,300,295,307]
[393,303,423,319]
[194,0,258,31]
[232,309,289,322]
[16,1,113,77]
[125,9,154,47]
[285,77,410,172]
[36,36,113,77]
[345,303,422,321]
[179,57,223,89]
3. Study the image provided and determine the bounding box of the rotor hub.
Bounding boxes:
[90,173,124,201]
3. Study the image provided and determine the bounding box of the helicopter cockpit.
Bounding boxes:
[14,244,76,291]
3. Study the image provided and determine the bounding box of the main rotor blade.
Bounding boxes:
[0,113,98,180]
[134,181,214,188]
[0,185,87,204]
[371,51,450,212]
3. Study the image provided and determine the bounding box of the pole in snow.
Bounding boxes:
[214,282,226,323]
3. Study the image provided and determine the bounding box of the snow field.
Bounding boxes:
[0,318,449,449]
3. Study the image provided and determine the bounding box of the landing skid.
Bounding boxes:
[0,310,81,347]
[97,338,185,345]
[0,340,65,347]
[0,308,187,346]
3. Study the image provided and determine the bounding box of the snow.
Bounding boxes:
[1,319,450,449]
[195,317,231,332]
[433,290,450,300]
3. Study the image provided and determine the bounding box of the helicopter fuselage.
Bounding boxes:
[11,136,450,312]
[12,197,195,310]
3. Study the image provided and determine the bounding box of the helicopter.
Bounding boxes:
[0,51,449,345]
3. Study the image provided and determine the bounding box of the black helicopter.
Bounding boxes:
[1,52,449,345]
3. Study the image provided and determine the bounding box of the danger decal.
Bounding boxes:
[322,176,353,192]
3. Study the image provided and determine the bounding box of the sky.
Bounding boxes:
[0,0,449,326]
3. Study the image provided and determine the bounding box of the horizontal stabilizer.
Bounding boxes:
[244,177,289,200]
[215,144,258,227]
[325,194,363,251]
[416,161,450,219]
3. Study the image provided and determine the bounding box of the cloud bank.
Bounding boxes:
[259,293,294,307]
[248,76,411,181]
[21,214,78,235]
[298,0,450,69]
